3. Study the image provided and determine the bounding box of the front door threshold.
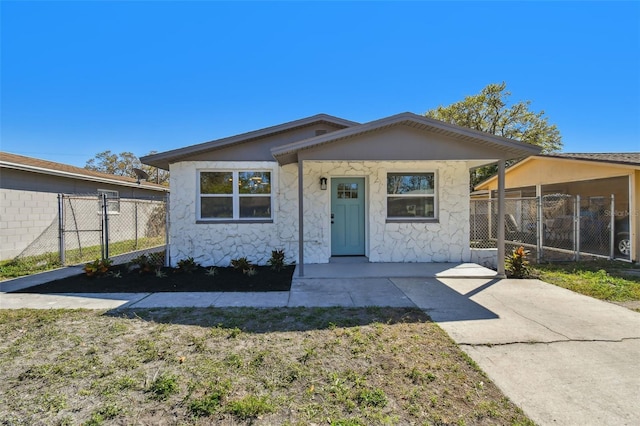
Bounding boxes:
[329,256,369,264]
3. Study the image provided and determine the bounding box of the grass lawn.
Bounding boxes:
[0,307,534,425]
[532,260,640,311]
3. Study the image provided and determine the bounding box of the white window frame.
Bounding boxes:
[386,172,438,221]
[97,189,120,214]
[197,169,273,222]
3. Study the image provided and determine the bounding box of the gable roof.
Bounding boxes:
[0,152,169,191]
[141,113,359,169]
[271,112,542,165]
[474,152,640,190]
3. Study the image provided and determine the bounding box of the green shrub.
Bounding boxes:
[267,249,286,271]
[177,257,199,273]
[83,258,112,277]
[231,257,252,274]
[506,246,530,278]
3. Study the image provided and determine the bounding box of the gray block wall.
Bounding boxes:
[0,189,58,261]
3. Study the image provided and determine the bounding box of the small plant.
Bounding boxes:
[177,257,199,273]
[108,270,122,279]
[129,254,159,275]
[155,269,167,278]
[506,246,531,278]
[148,372,179,401]
[231,257,252,274]
[226,394,275,420]
[244,266,257,276]
[83,258,112,277]
[205,267,218,277]
[267,249,286,271]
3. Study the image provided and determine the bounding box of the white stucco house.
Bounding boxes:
[141,112,540,276]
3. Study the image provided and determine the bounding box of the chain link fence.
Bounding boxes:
[470,194,630,263]
[7,194,167,274]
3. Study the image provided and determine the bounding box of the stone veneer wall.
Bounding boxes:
[168,161,299,267]
[299,161,471,263]
[170,160,471,266]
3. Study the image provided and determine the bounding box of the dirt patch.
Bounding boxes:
[11,264,294,293]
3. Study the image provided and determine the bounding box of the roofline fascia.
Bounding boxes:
[0,161,169,192]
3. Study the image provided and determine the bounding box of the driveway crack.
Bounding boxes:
[460,336,640,347]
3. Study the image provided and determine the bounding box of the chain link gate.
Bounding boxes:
[10,193,167,272]
[470,194,628,264]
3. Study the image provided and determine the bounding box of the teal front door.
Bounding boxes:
[331,178,365,256]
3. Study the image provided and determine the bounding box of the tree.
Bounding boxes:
[425,82,562,187]
[85,150,169,186]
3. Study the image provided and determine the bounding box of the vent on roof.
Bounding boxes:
[315,129,328,136]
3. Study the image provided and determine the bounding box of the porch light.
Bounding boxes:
[320,177,328,190]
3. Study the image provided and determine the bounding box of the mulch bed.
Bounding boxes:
[12,264,295,293]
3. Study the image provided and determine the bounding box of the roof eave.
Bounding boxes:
[141,113,359,170]
[1,161,169,192]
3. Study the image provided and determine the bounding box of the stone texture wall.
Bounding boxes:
[168,161,299,267]
[0,189,58,260]
[301,161,471,263]
[170,160,472,266]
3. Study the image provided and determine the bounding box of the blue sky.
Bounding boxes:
[2,1,639,167]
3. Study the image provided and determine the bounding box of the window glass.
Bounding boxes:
[240,197,271,218]
[387,173,434,195]
[239,172,271,194]
[201,197,233,218]
[387,197,434,218]
[201,172,233,194]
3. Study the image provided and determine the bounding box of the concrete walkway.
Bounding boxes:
[1,263,639,425]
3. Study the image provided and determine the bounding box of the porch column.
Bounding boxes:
[297,160,305,277]
[497,160,506,278]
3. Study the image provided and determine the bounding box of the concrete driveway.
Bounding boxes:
[393,277,640,426]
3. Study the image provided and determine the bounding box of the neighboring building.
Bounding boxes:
[142,112,540,275]
[0,152,169,260]
[473,153,639,262]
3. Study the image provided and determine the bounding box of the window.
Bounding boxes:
[98,189,120,214]
[199,170,272,220]
[387,173,436,219]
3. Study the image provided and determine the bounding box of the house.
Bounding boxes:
[141,112,541,276]
[473,153,639,262]
[0,152,169,261]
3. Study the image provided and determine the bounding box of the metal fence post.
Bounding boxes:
[536,196,543,262]
[164,193,170,267]
[575,195,581,261]
[610,194,616,259]
[102,193,109,260]
[58,194,66,265]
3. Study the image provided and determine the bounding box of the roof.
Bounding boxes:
[0,152,169,192]
[271,112,542,165]
[474,152,640,190]
[141,113,359,169]
[540,153,640,166]
[143,112,542,168]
